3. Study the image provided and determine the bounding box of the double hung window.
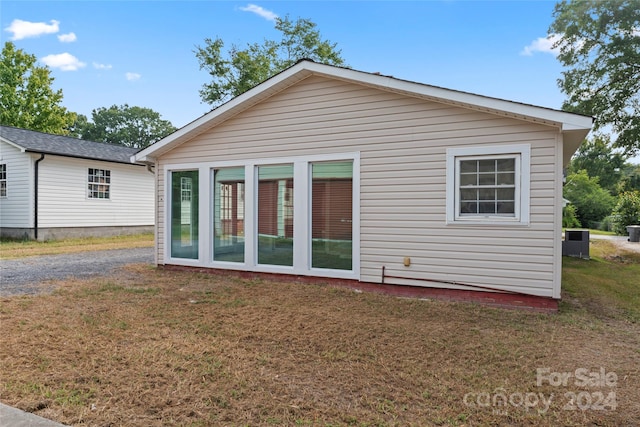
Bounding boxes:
[0,164,6,198]
[446,145,530,225]
[88,168,110,199]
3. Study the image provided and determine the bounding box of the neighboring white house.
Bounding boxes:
[0,125,154,240]
[133,60,592,309]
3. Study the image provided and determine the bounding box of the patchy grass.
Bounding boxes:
[0,241,638,426]
[0,233,154,259]
[562,240,640,321]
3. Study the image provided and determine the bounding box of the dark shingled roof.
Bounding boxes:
[0,125,140,165]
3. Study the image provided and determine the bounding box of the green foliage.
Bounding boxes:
[549,0,640,155]
[74,104,176,148]
[568,135,627,193]
[564,170,616,228]
[617,163,640,193]
[0,42,76,134]
[611,191,640,235]
[600,215,614,232]
[563,204,582,228]
[196,16,345,106]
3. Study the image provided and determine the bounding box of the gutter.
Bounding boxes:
[34,154,45,240]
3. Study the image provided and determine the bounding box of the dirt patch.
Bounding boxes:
[0,264,638,426]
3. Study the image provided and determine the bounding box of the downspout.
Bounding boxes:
[34,154,45,240]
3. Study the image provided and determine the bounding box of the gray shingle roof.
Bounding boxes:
[0,125,139,164]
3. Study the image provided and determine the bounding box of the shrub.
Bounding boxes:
[563,205,582,228]
[611,191,640,235]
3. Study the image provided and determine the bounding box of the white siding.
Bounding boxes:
[156,76,564,297]
[0,142,32,228]
[37,156,154,227]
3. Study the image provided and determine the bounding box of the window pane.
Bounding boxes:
[479,202,496,214]
[258,165,294,266]
[171,170,199,259]
[497,201,515,214]
[459,173,477,186]
[460,160,477,173]
[460,201,477,214]
[460,188,477,201]
[479,188,495,201]
[214,168,245,262]
[478,173,495,185]
[497,158,515,172]
[312,161,353,270]
[497,188,515,200]
[497,172,515,185]
[478,160,495,172]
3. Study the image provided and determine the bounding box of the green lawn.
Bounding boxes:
[562,239,640,321]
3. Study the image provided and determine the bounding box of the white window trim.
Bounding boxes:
[163,152,360,280]
[446,144,530,226]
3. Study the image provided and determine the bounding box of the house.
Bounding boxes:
[0,125,154,240]
[133,60,592,310]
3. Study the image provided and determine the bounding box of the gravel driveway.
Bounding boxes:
[0,247,154,296]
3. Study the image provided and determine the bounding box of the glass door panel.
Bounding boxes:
[170,170,199,259]
[214,167,245,262]
[311,161,353,270]
[257,164,294,266]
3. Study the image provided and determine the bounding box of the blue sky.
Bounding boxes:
[1,1,575,130]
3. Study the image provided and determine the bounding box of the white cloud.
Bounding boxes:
[5,19,60,40]
[521,34,563,56]
[58,32,77,43]
[125,72,141,81]
[239,4,278,21]
[40,53,86,71]
[93,62,112,70]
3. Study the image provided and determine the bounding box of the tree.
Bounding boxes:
[568,135,627,193]
[617,163,640,193]
[196,16,345,106]
[76,104,176,149]
[549,0,640,155]
[563,169,617,228]
[0,41,76,134]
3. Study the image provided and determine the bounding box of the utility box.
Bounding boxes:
[627,225,640,243]
[562,229,590,259]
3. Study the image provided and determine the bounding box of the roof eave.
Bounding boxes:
[133,60,594,162]
[0,136,26,152]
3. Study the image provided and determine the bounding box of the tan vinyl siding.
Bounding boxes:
[38,156,154,228]
[157,75,563,297]
[0,142,32,228]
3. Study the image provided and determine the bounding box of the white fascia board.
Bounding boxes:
[0,137,26,152]
[305,61,593,132]
[133,63,313,163]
